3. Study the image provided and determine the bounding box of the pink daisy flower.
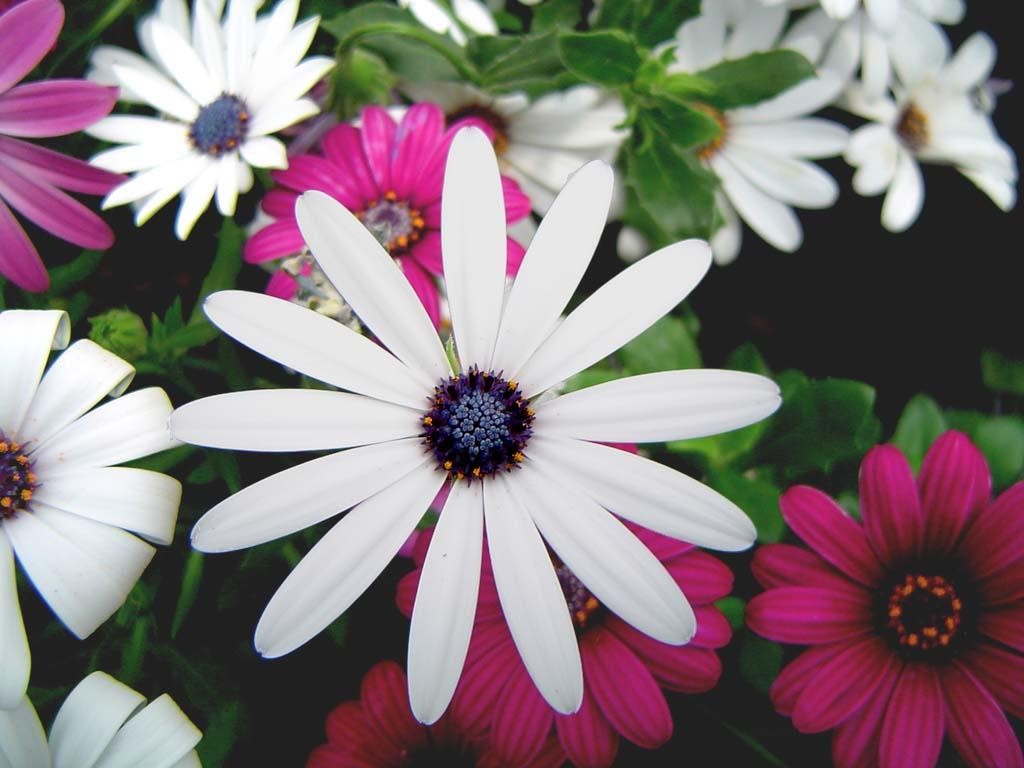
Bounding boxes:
[0,0,121,291]
[397,516,734,767]
[748,430,1024,768]
[307,660,566,768]
[244,102,531,327]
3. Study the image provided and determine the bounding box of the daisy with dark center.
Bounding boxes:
[245,103,530,327]
[748,431,1024,768]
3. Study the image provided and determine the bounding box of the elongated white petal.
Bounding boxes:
[247,97,319,137]
[50,672,145,768]
[729,118,848,159]
[0,698,48,768]
[528,436,757,551]
[255,462,445,657]
[175,160,220,239]
[295,191,451,382]
[91,694,201,768]
[0,533,29,709]
[191,0,225,89]
[945,33,996,90]
[523,462,695,644]
[86,115,189,145]
[248,0,299,89]
[881,151,924,232]
[711,152,802,252]
[729,73,843,124]
[408,481,482,724]
[483,472,582,714]
[225,0,257,94]
[492,160,613,376]
[203,290,430,408]
[148,18,218,106]
[724,2,786,59]
[441,127,507,368]
[31,467,180,545]
[536,369,780,443]
[238,135,287,168]
[4,505,154,638]
[102,155,206,211]
[110,64,198,122]
[0,309,69,439]
[722,146,838,209]
[515,240,712,398]
[32,388,179,475]
[91,142,185,174]
[214,152,240,216]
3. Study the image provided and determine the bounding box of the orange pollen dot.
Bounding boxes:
[886,572,964,653]
[694,103,729,161]
[443,460,453,470]
[20,490,31,501]
[423,416,433,426]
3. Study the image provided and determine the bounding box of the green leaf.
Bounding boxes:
[892,394,947,471]
[715,596,746,630]
[558,30,643,86]
[196,701,242,768]
[619,315,701,374]
[973,417,1024,490]
[563,365,622,393]
[124,444,195,473]
[472,31,573,94]
[189,218,243,325]
[171,550,204,639]
[329,47,396,118]
[592,0,700,48]
[706,467,784,543]
[739,631,783,694]
[531,0,582,32]
[696,50,816,110]
[117,617,150,686]
[981,348,1024,396]
[46,249,103,295]
[643,100,722,151]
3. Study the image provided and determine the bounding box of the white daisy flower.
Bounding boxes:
[399,0,498,45]
[0,309,181,708]
[672,0,849,263]
[170,127,780,724]
[0,670,202,767]
[85,0,333,240]
[843,32,1017,231]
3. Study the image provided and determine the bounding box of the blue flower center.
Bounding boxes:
[189,93,249,157]
[0,433,36,519]
[358,191,424,254]
[422,367,534,481]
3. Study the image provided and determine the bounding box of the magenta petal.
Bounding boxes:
[505,236,526,276]
[359,106,395,193]
[0,81,118,137]
[959,482,1024,582]
[0,196,47,290]
[395,570,418,618]
[919,431,992,554]
[940,663,1024,768]
[878,664,944,768]
[501,175,531,223]
[390,103,444,199]
[489,664,554,766]
[261,188,299,219]
[323,701,378,765]
[781,485,883,586]
[666,551,734,604]
[584,627,673,748]
[750,543,854,592]
[555,688,620,768]
[264,270,298,300]
[607,616,723,693]
[307,742,372,768]
[409,125,462,207]
[831,665,898,768]
[627,523,695,562]
[770,643,846,717]
[451,634,518,736]
[977,558,1024,606]
[961,642,1024,720]
[321,124,379,202]
[359,662,427,754]
[746,587,872,645]
[0,0,63,94]
[691,606,732,649]
[978,604,1024,651]
[0,135,121,194]
[860,445,923,567]
[243,220,304,264]
[401,257,441,329]
[271,155,362,210]
[409,230,442,276]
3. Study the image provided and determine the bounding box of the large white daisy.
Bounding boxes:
[0,310,181,708]
[671,0,849,263]
[843,32,1017,231]
[85,0,333,239]
[170,126,779,724]
[0,670,202,767]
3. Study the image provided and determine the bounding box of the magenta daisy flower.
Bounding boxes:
[0,0,121,291]
[307,660,566,768]
[748,430,1024,768]
[397,516,734,767]
[244,102,531,326]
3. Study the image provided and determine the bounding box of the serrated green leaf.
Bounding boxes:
[892,394,947,471]
[558,30,643,86]
[619,315,701,374]
[696,49,816,110]
[707,467,784,543]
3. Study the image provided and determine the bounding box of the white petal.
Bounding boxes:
[148,18,218,105]
[110,64,198,122]
[407,481,483,724]
[508,88,626,151]
[483,472,582,714]
[711,152,802,253]
[0,698,48,768]
[881,150,925,232]
[515,240,711,398]
[888,11,950,88]
[452,0,498,35]
[860,23,891,101]
[238,135,287,169]
[203,290,430,408]
[822,0,858,18]
[403,0,458,36]
[0,309,69,439]
[864,0,899,31]
[522,462,695,644]
[502,145,589,201]
[50,671,146,768]
[214,153,240,216]
[91,694,201,768]
[247,56,333,113]
[0,533,29,709]
[175,160,219,240]
[248,0,300,93]
[86,115,189,146]
[961,168,1017,212]
[528,436,757,551]
[820,14,861,84]
[248,97,319,137]
[845,122,895,165]
[191,438,430,553]
[191,0,226,90]
[730,73,844,124]
[171,389,420,451]
[673,4,726,72]
[536,369,780,443]
[4,505,154,638]
[440,127,507,369]
[255,461,445,657]
[90,142,185,174]
[724,3,786,58]
[133,156,210,227]
[945,33,996,90]
[30,467,180,546]
[102,155,206,211]
[781,9,839,66]
[722,146,839,209]
[710,198,742,266]
[32,388,179,475]
[729,118,849,159]
[87,45,164,102]
[225,0,257,94]
[294,192,450,383]
[492,160,613,376]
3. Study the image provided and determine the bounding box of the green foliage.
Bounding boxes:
[329,48,397,118]
[707,467,784,543]
[695,50,816,110]
[469,31,574,93]
[981,348,1024,396]
[591,0,702,47]
[619,315,702,373]
[946,411,1024,490]
[557,30,644,86]
[89,307,149,361]
[739,632,783,694]
[892,394,947,471]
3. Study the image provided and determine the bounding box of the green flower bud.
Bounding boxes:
[89,308,148,361]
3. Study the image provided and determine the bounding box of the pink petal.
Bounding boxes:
[665,550,734,604]
[691,605,732,649]
[243,219,305,263]
[501,174,531,223]
[831,665,899,768]
[271,155,363,210]
[0,161,113,248]
[408,123,467,207]
[878,664,944,768]
[608,616,722,693]
[451,633,518,736]
[0,196,47,290]
[860,445,923,567]
[261,188,298,218]
[959,482,1024,582]
[780,485,883,586]
[321,124,379,202]
[359,106,395,193]
[940,663,1024,768]
[323,700,392,766]
[919,431,991,554]
[409,230,442,275]
[978,603,1024,651]
[401,257,441,328]
[629,523,695,562]
[746,587,872,645]
[264,270,298,300]
[583,627,673,748]
[0,135,122,194]
[0,0,63,94]
[421,200,441,229]
[324,700,371,748]
[751,543,854,592]
[359,661,427,755]
[771,643,847,717]
[0,81,117,137]
[395,569,418,618]
[489,663,555,765]
[961,642,1024,720]
[307,743,374,768]
[390,103,445,199]
[506,236,526,276]
[977,558,1024,607]
[555,688,620,768]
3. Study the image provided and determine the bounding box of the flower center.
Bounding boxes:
[0,434,36,518]
[886,573,963,654]
[422,367,534,481]
[357,191,425,254]
[447,104,510,155]
[895,102,929,152]
[557,564,603,632]
[189,93,250,157]
[694,103,729,161]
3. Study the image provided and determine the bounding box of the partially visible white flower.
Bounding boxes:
[672,0,849,264]
[399,0,498,45]
[844,32,1017,231]
[86,0,333,239]
[0,309,181,708]
[0,671,202,767]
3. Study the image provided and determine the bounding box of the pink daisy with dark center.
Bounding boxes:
[747,430,1024,768]
[245,103,531,327]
